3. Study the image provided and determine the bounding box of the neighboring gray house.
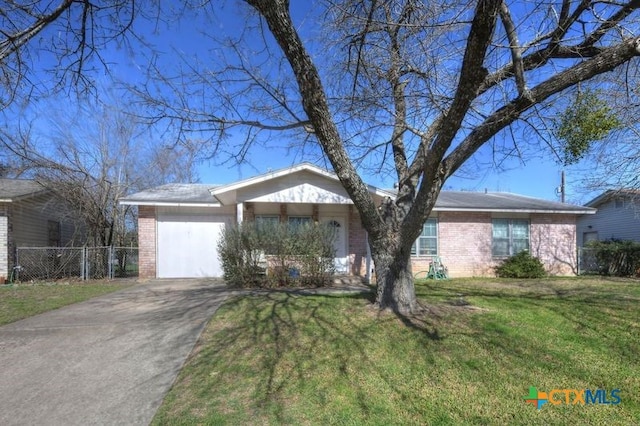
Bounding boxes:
[577,190,640,246]
[0,179,83,281]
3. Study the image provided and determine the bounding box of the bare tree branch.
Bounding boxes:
[499,2,527,97]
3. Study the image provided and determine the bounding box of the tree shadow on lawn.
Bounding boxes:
[187,289,459,422]
[417,279,640,364]
[413,280,640,405]
[171,280,639,423]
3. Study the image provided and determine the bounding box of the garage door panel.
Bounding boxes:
[157,214,230,278]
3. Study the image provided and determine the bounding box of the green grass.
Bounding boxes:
[153,277,640,425]
[0,280,133,325]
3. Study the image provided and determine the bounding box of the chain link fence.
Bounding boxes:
[13,246,138,282]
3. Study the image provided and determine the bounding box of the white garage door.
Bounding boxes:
[157,214,231,278]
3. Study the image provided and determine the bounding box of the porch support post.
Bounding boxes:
[245,202,255,222]
[236,202,244,224]
[312,204,319,223]
[279,204,287,223]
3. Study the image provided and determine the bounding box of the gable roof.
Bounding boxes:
[584,189,640,208]
[119,163,594,214]
[0,179,47,202]
[209,162,393,198]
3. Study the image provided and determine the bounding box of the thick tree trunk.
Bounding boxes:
[372,247,418,315]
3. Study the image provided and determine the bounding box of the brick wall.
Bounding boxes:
[348,206,368,276]
[434,211,495,277]
[530,214,576,275]
[138,206,157,279]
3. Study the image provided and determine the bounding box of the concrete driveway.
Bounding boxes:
[0,279,231,426]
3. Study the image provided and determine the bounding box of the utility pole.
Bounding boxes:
[556,170,566,203]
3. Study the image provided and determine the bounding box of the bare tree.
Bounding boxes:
[0,0,137,108]
[135,0,640,314]
[2,93,198,247]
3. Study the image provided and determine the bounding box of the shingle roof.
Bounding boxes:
[120,183,221,205]
[434,191,594,213]
[121,180,593,214]
[0,179,46,201]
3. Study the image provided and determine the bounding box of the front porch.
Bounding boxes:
[234,201,371,280]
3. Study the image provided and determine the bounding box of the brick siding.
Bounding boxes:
[138,206,157,279]
[530,214,576,275]
[434,211,495,277]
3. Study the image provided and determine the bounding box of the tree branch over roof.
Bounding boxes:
[444,36,640,175]
[245,0,385,238]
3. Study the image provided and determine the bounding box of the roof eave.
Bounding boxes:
[2,188,50,202]
[585,189,640,207]
[433,207,596,214]
[119,200,222,207]
[368,185,395,198]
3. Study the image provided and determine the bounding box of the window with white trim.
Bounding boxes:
[492,219,529,257]
[411,218,438,256]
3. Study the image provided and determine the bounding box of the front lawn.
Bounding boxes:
[153,277,640,425]
[0,281,134,326]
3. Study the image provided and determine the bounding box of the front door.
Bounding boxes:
[324,218,348,274]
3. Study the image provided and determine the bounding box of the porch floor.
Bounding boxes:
[330,275,371,288]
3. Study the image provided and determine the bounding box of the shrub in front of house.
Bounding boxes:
[495,251,546,278]
[218,221,336,288]
[217,222,265,288]
[586,239,640,277]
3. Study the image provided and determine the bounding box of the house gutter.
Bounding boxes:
[432,208,596,214]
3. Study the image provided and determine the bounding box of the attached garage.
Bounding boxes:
[157,212,231,278]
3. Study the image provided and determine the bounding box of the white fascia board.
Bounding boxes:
[369,185,395,198]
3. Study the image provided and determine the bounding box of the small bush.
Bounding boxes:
[495,251,546,278]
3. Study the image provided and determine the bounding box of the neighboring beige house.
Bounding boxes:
[0,179,82,282]
[577,189,640,246]
[120,163,595,280]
